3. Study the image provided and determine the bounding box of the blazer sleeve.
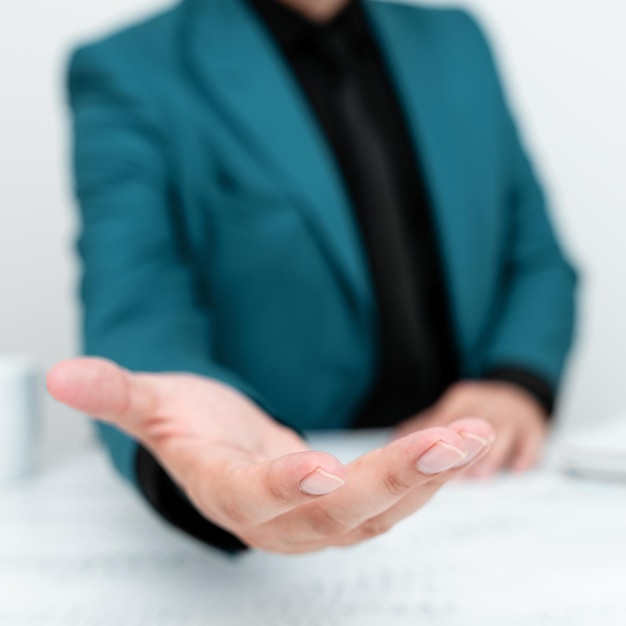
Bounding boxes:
[67,44,274,551]
[459,12,579,398]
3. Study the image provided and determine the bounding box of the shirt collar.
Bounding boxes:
[246,0,369,56]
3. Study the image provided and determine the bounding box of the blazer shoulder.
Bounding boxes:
[67,4,183,97]
[369,1,480,29]
[369,1,495,60]
[370,0,504,104]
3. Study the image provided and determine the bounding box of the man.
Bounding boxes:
[48,0,576,553]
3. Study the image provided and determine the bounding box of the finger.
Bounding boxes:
[510,426,545,473]
[198,450,347,529]
[330,419,495,546]
[465,427,516,478]
[267,422,491,543]
[47,357,158,440]
[441,418,496,468]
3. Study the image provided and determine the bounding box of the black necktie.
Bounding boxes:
[320,29,441,426]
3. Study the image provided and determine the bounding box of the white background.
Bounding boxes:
[0,0,624,468]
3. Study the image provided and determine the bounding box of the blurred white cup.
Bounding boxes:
[0,356,39,485]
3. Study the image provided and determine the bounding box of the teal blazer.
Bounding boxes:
[68,0,577,485]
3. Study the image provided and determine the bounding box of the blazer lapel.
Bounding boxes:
[180,0,375,324]
[365,1,476,348]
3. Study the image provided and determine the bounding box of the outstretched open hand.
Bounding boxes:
[48,359,495,553]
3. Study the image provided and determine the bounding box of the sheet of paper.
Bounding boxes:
[1,431,625,626]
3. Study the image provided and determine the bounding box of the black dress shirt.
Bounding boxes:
[135,0,556,554]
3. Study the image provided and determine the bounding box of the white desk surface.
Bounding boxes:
[1,431,625,626]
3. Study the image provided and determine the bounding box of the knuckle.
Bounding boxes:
[381,469,413,497]
[265,461,300,506]
[307,507,348,537]
[218,493,254,527]
[140,415,177,447]
[266,478,292,506]
[355,518,394,540]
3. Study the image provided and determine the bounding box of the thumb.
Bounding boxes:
[47,357,158,439]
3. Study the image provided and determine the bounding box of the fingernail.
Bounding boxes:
[299,468,345,496]
[416,442,467,475]
[456,433,491,467]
